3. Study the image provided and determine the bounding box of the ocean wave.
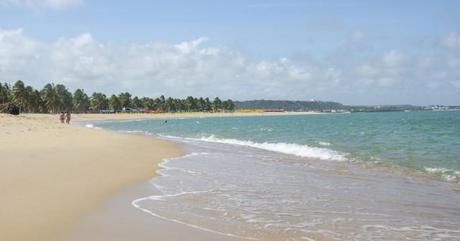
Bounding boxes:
[121,130,154,136]
[84,123,101,130]
[198,136,346,161]
[170,135,346,161]
[424,167,460,182]
[318,141,332,146]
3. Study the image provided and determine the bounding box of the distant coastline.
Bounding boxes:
[2,81,458,116]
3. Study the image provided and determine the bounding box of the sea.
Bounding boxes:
[86,111,460,241]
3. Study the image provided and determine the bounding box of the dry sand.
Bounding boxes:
[0,113,182,241]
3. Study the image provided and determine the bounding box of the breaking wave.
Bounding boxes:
[161,135,347,161]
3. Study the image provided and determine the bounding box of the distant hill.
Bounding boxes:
[234,100,345,111]
[234,100,429,112]
[348,105,424,112]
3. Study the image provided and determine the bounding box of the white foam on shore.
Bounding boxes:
[132,152,259,240]
[156,153,207,176]
[84,123,102,130]
[84,125,345,162]
[184,135,346,161]
[424,167,460,182]
[131,192,259,240]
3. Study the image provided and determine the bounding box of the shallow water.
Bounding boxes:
[131,139,460,241]
[89,112,460,240]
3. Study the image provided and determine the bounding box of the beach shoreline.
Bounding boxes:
[68,180,245,241]
[71,111,324,122]
[0,111,321,241]
[3,112,459,241]
[77,112,460,241]
[0,113,182,241]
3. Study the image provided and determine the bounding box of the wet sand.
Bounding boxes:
[68,182,244,241]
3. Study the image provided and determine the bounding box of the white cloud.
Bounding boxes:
[351,30,366,41]
[444,32,460,49]
[382,50,405,67]
[0,0,81,9]
[0,29,459,105]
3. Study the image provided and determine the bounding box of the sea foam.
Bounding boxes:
[424,167,460,182]
[190,135,346,161]
[84,123,102,130]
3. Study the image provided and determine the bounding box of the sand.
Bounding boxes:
[69,182,244,241]
[72,111,323,122]
[0,111,322,241]
[0,113,182,241]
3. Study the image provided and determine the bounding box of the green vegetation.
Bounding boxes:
[0,80,235,113]
[234,100,452,112]
[2,80,453,114]
[235,100,345,111]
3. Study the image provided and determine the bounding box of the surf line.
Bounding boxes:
[131,192,259,240]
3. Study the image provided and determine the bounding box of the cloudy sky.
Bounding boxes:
[1,0,459,105]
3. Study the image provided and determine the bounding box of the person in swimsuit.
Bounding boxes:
[65,112,71,124]
[59,112,65,123]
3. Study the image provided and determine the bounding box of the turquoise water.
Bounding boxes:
[88,111,460,240]
[95,111,460,181]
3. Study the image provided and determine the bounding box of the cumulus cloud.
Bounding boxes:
[0,0,81,9]
[382,50,405,67]
[351,30,366,41]
[444,32,460,49]
[0,28,459,105]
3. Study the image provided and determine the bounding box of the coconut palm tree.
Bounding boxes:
[41,83,60,113]
[12,80,28,112]
[72,89,90,113]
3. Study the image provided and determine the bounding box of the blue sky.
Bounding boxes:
[1,0,459,105]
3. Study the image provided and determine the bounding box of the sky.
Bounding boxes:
[0,0,459,105]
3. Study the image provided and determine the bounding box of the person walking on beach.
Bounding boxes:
[65,112,71,124]
[59,112,65,123]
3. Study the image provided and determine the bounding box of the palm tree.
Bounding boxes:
[204,97,212,112]
[12,80,28,112]
[24,86,35,112]
[213,97,222,112]
[132,96,143,108]
[90,92,108,112]
[222,99,235,111]
[166,97,176,112]
[73,89,90,113]
[55,84,72,111]
[41,83,60,113]
[141,97,154,110]
[109,94,121,111]
[118,92,132,109]
[0,83,11,104]
[185,96,197,111]
[33,90,46,113]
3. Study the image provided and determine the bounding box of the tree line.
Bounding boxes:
[234,100,345,111]
[0,80,235,113]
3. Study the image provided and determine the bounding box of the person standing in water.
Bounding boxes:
[59,112,65,123]
[65,112,71,124]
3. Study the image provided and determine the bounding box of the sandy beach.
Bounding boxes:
[3,112,457,241]
[1,112,299,241]
[0,113,182,241]
[72,111,323,122]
